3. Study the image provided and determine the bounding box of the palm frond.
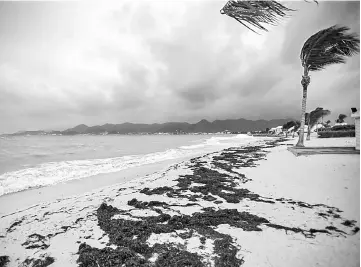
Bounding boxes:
[304,0,319,5]
[308,107,331,127]
[336,113,347,123]
[220,0,295,33]
[301,25,360,71]
[283,120,299,130]
[339,114,347,120]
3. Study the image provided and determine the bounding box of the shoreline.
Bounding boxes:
[0,158,182,216]
[0,136,264,216]
[0,137,359,267]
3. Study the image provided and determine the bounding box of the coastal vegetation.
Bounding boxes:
[336,114,348,124]
[318,124,356,138]
[220,0,319,34]
[305,107,331,140]
[220,0,294,33]
[318,130,355,138]
[220,1,359,147]
[295,25,359,146]
[282,120,301,138]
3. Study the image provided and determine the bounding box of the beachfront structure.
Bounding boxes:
[334,122,348,126]
[268,126,283,135]
[351,108,360,150]
[310,123,324,133]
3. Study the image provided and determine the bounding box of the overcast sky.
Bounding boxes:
[0,1,359,133]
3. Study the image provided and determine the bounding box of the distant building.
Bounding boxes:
[334,122,348,126]
[310,123,324,132]
[268,126,283,135]
[351,108,360,151]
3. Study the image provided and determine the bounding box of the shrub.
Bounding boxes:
[318,130,355,138]
[331,125,355,131]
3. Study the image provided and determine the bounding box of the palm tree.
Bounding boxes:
[336,114,347,123]
[220,0,317,33]
[306,107,331,140]
[282,120,301,138]
[295,25,359,147]
[282,123,289,137]
[293,120,301,138]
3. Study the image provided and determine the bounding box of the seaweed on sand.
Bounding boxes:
[140,166,269,204]
[22,233,49,250]
[214,236,244,267]
[6,219,23,233]
[0,256,9,267]
[126,198,199,215]
[77,243,147,267]
[325,226,347,235]
[139,140,296,206]
[342,220,357,227]
[77,203,268,266]
[20,256,55,267]
[153,247,204,267]
[127,198,168,209]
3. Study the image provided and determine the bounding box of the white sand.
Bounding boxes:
[0,137,359,267]
[233,137,359,267]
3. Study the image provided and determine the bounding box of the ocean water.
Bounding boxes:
[0,134,257,196]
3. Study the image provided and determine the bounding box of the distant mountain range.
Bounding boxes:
[64,118,291,134]
[4,118,293,136]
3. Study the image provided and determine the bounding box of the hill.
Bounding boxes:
[63,118,292,134]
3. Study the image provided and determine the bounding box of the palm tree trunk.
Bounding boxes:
[296,69,310,147]
[306,117,311,140]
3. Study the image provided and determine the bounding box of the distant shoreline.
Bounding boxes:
[3,117,293,136]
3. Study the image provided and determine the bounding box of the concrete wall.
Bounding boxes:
[356,118,360,150]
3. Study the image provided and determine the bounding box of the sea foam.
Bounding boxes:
[0,134,255,196]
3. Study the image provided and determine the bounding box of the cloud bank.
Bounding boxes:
[0,1,359,132]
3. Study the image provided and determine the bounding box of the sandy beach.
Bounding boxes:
[0,137,359,267]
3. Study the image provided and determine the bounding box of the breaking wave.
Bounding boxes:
[0,134,256,196]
